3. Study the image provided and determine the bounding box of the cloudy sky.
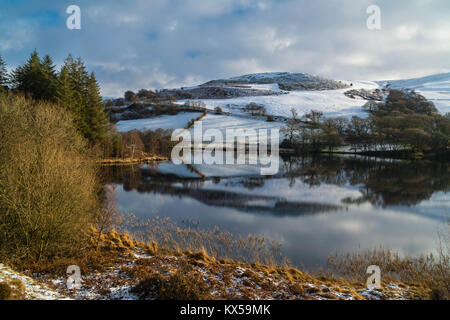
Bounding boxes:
[1,0,449,97]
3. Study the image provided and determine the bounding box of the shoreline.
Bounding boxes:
[98,155,168,165]
[0,232,433,300]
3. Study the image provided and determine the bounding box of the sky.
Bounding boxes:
[1,0,449,97]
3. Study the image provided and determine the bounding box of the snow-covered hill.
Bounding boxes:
[179,79,379,119]
[205,72,350,91]
[116,72,449,134]
[379,73,450,114]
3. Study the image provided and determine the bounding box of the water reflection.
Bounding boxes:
[101,156,449,268]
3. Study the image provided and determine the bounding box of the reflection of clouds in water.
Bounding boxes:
[115,185,443,268]
[202,178,364,205]
[331,220,366,234]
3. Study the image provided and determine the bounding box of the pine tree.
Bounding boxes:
[56,66,74,110]
[60,55,88,136]
[41,54,58,101]
[0,55,8,92]
[85,72,108,142]
[12,50,45,99]
[11,50,58,101]
[59,55,108,142]
[13,51,109,144]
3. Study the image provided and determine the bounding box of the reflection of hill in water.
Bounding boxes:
[101,156,450,214]
[146,186,341,217]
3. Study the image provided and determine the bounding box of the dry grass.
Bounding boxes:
[131,260,213,300]
[121,214,287,267]
[326,246,449,299]
[0,282,12,300]
[0,276,27,300]
[16,230,433,300]
[326,218,449,300]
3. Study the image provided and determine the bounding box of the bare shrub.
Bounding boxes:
[0,94,98,263]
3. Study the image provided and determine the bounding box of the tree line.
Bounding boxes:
[281,90,450,155]
[0,51,108,143]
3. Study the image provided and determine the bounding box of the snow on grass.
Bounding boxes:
[116,112,203,132]
[179,80,378,119]
[0,263,67,300]
[247,83,282,92]
[188,114,284,144]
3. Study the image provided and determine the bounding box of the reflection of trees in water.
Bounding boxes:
[281,156,348,188]
[281,156,450,207]
[101,164,341,217]
[224,177,266,190]
[101,156,449,208]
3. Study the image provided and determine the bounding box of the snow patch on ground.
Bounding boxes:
[188,114,284,145]
[0,263,67,300]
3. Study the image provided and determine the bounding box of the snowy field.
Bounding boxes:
[380,73,450,114]
[178,80,378,119]
[116,112,202,132]
[116,112,283,150]
[187,114,284,145]
[115,74,449,135]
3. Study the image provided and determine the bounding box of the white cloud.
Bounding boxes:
[395,25,419,40]
[1,0,449,96]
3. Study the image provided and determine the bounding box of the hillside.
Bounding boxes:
[203,72,350,91]
[113,72,450,134]
[158,72,350,101]
[378,73,450,114]
[175,78,379,119]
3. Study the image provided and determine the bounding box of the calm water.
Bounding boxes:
[102,156,449,269]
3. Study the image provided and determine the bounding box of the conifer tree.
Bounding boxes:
[59,55,108,142]
[12,50,45,99]
[12,50,57,101]
[13,51,109,143]
[85,72,108,141]
[56,66,74,110]
[41,54,58,101]
[0,55,8,92]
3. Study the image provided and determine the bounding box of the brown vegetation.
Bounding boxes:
[0,94,98,265]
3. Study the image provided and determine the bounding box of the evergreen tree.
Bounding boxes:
[0,55,8,92]
[56,66,75,110]
[85,72,108,141]
[12,50,44,99]
[58,55,108,142]
[41,54,58,101]
[12,50,57,101]
[13,51,109,144]
[60,55,89,137]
